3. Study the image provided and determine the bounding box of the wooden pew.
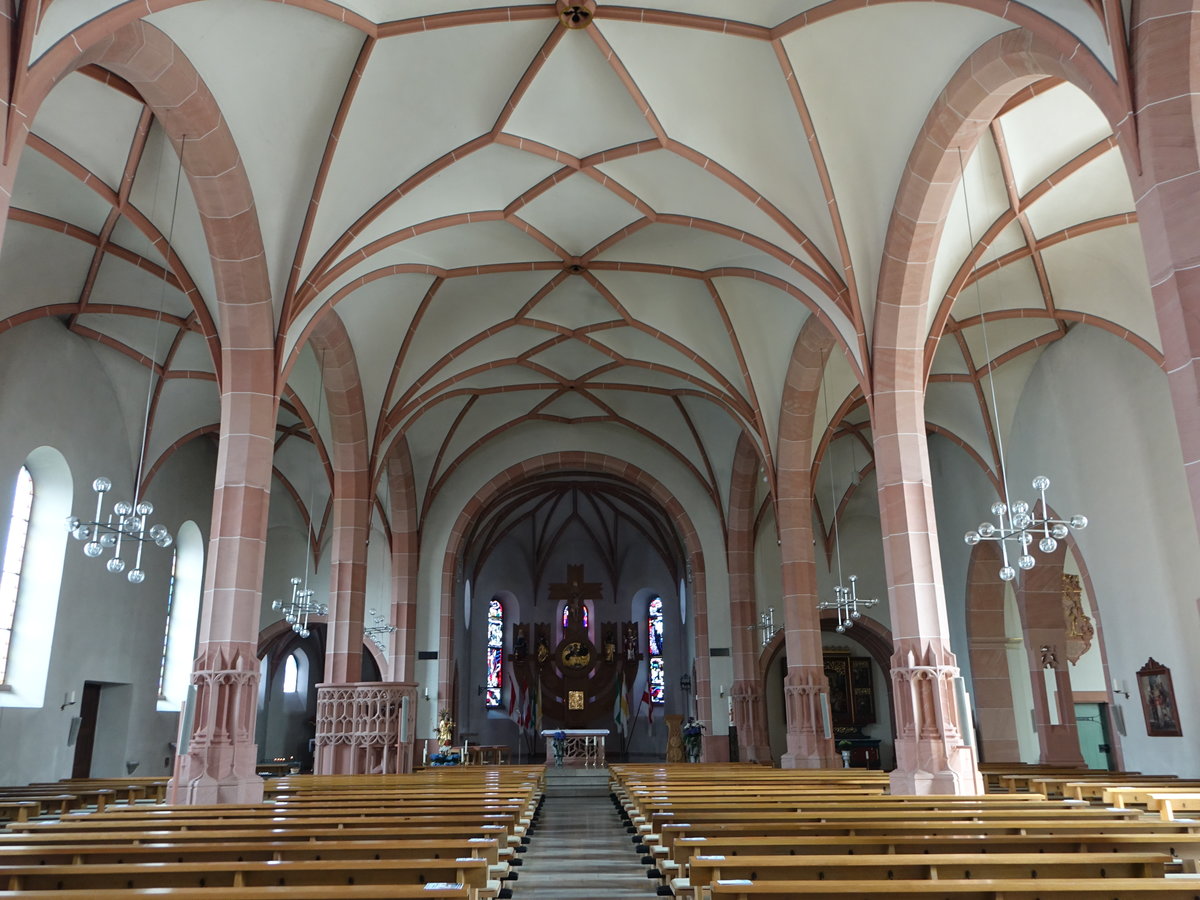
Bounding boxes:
[677,852,1171,899]
[653,816,1200,858]
[1149,793,1200,821]
[0,824,512,850]
[0,886,472,899]
[667,831,1200,873]
[0,803,38,825]
[0,857,495,897]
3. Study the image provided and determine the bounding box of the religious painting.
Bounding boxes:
[823,651,876,729]
[823,653,852,727]
[1137,658,1182,737]
[850,657,875,724]
[568,690,584,711]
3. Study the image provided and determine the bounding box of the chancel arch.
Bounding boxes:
[446,458,701,758]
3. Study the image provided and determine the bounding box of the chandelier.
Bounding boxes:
[750,607,778,648]
[364,607,397,653]
[272,576,326,639]
[964,476,1087,581]
[813,368,878,631]
[66,136,184,582]
[67,483,173,583]
[952,149,1088,582]
[818,574,877,633]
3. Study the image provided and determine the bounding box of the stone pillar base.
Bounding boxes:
[167,648,264,805]
[731,681,772,764]
[890,650,982,795]
[781,667,838,768]
[890,743,982,794]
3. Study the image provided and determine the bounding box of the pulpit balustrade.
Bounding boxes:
[314,681,417,774]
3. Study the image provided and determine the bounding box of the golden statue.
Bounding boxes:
[437,709,454,747]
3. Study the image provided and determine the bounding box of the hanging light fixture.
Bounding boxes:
[364,607,397,653]
[272,350,329,638]
[814,369,878,632]
[66,134,184,582]
[748,607,778,648]
[273,576,326,640]
[953,149,1088,581]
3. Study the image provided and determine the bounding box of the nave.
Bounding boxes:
[1,763,1200,898]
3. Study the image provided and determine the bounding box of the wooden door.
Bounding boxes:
[70,682,101,778]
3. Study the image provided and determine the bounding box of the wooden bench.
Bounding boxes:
[1148,793,1200,821]
[0,886,472,899]
[0,856,496,897]
[0,836,502,867]
[0,803,38,825]
[653,816,1200,857]
[676,852,1171,899]
[667,831,1200,873]
[0,824,512,851]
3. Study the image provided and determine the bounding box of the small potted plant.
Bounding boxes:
[837,739,853,768]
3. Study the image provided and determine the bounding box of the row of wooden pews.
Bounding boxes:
[611,763,1200,900]
[0,777,168,823]
[0,766,545,900]
[983,763,1200,821]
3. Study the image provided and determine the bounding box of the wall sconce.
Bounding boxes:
[718,684,725,698]
[423,688,430,702]
[60,690,77,711]
[1111,679,1130,700]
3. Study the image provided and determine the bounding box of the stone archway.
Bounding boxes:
[438,452,716,753]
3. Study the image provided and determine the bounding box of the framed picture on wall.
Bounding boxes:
[1136,658,1182,737]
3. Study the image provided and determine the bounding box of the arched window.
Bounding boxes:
[648,596,665,704]
[485,597,503,708]
[155,550,178,698]
[156,521,203,711]
[562,604,588,630]
[283,651,300,694]
[0,467,33,685]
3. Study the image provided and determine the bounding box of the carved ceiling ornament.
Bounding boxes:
[1061,573,1094,665]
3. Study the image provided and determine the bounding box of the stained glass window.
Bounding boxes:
[0,467,33,684]
[562,604,588,630]
[485,597,503,707]
[648,596,664,704]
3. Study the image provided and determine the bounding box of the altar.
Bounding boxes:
[540,729,609,768]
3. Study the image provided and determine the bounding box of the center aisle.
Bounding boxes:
[516,769,658,899]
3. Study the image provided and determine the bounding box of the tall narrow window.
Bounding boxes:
[282,652,299,694]
[485,597,503,707]
[648,595,665,704]
[156,550,178,698]
[0,467,33,684]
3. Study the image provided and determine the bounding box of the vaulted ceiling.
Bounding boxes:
[2,0,1160,545]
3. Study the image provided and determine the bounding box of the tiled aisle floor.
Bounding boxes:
[516,783,658,899]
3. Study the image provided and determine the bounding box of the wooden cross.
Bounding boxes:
[548,564,602,630]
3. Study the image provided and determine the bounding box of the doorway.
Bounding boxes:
[1074,702,1115,770]
[70,682,101,777]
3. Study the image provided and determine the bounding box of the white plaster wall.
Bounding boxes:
[0,319,216,784]
[1003,326,1200,777]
